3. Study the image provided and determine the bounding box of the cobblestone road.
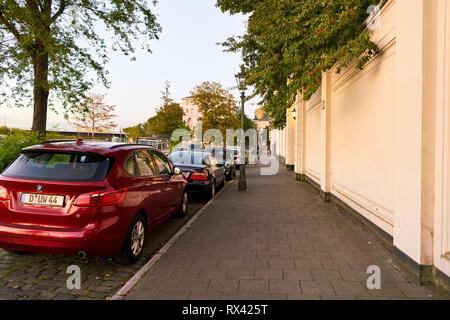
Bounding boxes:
[0,192,215,300]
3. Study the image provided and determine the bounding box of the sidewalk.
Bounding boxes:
[124,166,443,300]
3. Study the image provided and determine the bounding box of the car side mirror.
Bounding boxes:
[174,167,182,175]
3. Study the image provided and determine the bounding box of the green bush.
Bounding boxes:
[0,126,29,135]
[0,133,42,172]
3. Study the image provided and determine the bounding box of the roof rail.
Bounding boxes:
[109,143,154,149]
[39,139,78,144]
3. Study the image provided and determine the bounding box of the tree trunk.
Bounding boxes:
[31,43,49,135]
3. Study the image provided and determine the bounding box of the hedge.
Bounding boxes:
[0,134,42,172]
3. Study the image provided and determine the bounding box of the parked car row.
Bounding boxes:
[174,144,250,165]
[0,139,248,264]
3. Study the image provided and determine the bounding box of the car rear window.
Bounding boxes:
[169,152,207,165]
[2,151,112,182]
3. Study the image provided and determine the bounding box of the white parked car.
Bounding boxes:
[226,146,249,165]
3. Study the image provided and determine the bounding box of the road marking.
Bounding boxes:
[110,177,236,300]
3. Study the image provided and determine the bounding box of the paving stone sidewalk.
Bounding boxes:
[125,166,446,300]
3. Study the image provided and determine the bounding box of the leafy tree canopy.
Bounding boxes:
[123,124,144,141]
[216,0,379,128]
[191,81,240,138]
[124,81,188,139]
[146,102,188,137]
[237,110,255,132]
[70,93,117,136]
[0,0,161,133]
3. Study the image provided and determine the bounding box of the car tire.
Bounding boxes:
[115,213,146,265]
[176,192,188,218]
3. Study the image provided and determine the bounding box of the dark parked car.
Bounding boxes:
[205,148,236,180]
[0,140,188,264]
[168,151,225,199]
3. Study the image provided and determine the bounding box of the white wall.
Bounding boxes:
[286,107,296,167]
[434,0,450,278]
[330,1,397,235]
[305,89,323,185]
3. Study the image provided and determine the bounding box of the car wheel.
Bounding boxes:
[176,192,188,218]
[115,214,146,265]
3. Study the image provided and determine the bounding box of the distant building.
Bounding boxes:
[182,96,202,131]
[253,106,271,152]
[253,106,270,133]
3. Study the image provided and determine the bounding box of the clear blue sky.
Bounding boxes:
[1,0,257,131]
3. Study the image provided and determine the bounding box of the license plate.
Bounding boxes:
[20,193,65,207]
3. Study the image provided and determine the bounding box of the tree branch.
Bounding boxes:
[51,0,68,23]
[36,1,44,12]
[0,8,23,44]
[25,0,42,16]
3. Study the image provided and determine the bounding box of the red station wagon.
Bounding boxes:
[0,140,188,264]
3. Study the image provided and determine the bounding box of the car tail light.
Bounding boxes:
[189,172,208,181]
[0,185,9,201]
[74,188,127,207]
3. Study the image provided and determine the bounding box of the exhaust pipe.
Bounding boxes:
[77,251,87,259]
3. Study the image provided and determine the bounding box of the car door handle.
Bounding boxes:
[144,182,152,186]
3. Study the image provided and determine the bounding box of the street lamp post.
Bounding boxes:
[235,68,247,191]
